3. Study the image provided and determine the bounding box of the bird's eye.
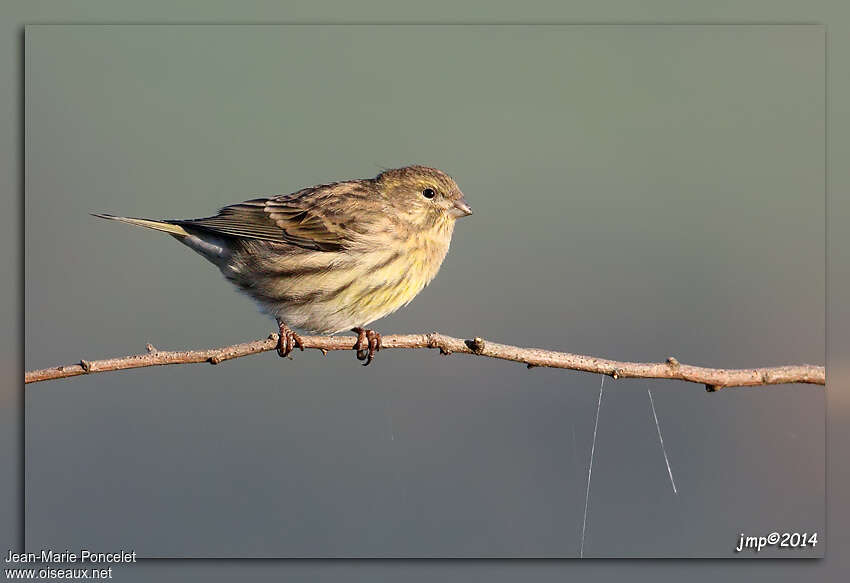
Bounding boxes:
[422,188,436,199]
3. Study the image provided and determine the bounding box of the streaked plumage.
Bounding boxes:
[94,165,472,346]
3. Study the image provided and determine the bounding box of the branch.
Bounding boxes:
[24,333,825,391]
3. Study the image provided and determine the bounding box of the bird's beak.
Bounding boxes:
[450,197,473,218]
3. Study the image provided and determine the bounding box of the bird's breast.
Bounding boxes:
[228,222,455,333]
[343,226,453,316]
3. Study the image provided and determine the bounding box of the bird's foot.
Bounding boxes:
[352,327,382,366]
[276,320,304,358]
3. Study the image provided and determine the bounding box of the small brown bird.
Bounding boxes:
[93,165,472,364]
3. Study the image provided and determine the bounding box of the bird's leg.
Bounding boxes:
[276,318,304,358]
[352,327,382,366]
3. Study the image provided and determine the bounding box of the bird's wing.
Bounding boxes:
[173,182,370,252]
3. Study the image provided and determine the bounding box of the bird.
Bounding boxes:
[93,165,473,365]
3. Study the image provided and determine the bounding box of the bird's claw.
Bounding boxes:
[276,321,304,358]
[352,327,382,366]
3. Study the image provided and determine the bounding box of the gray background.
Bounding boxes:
[23,24,824,558]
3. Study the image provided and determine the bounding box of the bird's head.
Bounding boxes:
[375,165,472,229]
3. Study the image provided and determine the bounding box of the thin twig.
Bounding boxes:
[648,389,678,495]
[24,333,825,389]
[580,375,605,559]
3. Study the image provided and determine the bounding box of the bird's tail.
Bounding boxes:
[91,213,189,236]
